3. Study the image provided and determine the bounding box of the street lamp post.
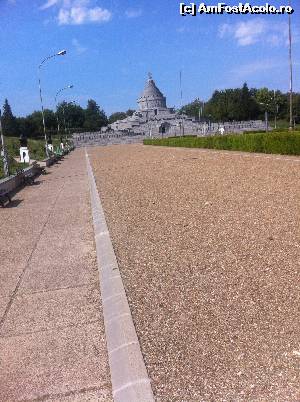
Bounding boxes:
[265,110,269,132]
[274,103,279,129]
[259,102,269,132]
[272,90,278,129]
[288,0,293,130]
[38,50,67,158]
[0,110,9,176]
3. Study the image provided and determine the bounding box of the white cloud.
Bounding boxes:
[41,0,89,8]
[125,8,142,18]
[219,19,288,47]
[40,0,59,9]
[40,0,112,25]
[231,60,284,76]
[58,6,111,24]
[72,38,87,54]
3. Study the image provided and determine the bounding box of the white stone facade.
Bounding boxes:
[73,74,266,147]
[109,75,202,136]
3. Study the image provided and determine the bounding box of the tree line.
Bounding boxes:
[1,99,109,138]
[1,84,300,138]
[180,84,300,123]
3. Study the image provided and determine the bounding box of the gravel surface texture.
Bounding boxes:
[89,144,300,401]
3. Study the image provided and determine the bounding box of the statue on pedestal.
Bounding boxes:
[19,134,30,163]
[47,136,53,153]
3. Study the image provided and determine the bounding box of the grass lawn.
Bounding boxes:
[144,129,300,156]
[272,119,300,130]
[0,136,61,179]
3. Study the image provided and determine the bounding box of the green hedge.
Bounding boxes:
[144,131,300,155]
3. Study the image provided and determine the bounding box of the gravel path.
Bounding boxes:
[89,144,300,401]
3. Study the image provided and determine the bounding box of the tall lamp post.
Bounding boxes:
[272,90,279,129]
[0,110,9,176]
[38,50,67,157]
[55,85,73,139]
[288,0,293,130]
[259,102,269,132]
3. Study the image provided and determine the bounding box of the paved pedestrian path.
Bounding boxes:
[0,149,112,401]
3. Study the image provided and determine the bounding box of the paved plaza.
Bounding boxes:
[89,144,300,401]
[1,145,299,401]
[0,150,112,401]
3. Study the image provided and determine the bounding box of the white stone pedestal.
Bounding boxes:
[20,147,30,163]
[48,144,53,152]
[60,142,64,150]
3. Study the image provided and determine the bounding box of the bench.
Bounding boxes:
[24,171,36,185]
[32,163,47,176]
[16,167,37,185]
[0,189,11,207]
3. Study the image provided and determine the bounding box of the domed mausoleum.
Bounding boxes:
[137,73,167,110]
[72,74,266,147]
[109,73,200,136]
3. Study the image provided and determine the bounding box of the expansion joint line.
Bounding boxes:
[0,182,66,330]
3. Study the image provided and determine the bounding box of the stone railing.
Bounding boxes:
[73,120,267,147]
[73,132,146,147]
[0,164,41,194]
[39,156,57,167]
[0,146,75,196]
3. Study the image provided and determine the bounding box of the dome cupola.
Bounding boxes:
[137,73,167,110]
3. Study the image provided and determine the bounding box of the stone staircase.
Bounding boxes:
[74,134,146,148]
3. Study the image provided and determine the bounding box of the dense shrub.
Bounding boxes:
[144,131,300,155]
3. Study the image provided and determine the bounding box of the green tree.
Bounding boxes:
[56,102,85,133]
[204,84,259,122]
[24,110,57,137]
[83,99,108,131]
[293,93,300,123]
[180,98,204,120]
[254,88,274,113]
[254,88,287,120]
[17,116,39,138]
[2,99,19,136]
[109,112,127,124]
[240,83,260,120]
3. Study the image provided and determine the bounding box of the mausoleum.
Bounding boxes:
[108,73,201,137]
[73,74,266,147]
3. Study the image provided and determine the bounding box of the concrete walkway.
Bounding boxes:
[0,150,112,401]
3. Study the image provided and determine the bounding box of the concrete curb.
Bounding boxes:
[85,150,155,402]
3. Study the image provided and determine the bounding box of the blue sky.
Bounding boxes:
[0,0,299,116]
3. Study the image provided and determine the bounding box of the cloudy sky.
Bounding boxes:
[1,0,299,116]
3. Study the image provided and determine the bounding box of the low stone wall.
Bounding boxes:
[0,164,41,194]
[73,133,146,148]
[39,156,57,167]
[73,120,267,147]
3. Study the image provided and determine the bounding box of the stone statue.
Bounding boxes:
[19,133,28,148]
[19,134,30,163]
[47,135,54,153]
